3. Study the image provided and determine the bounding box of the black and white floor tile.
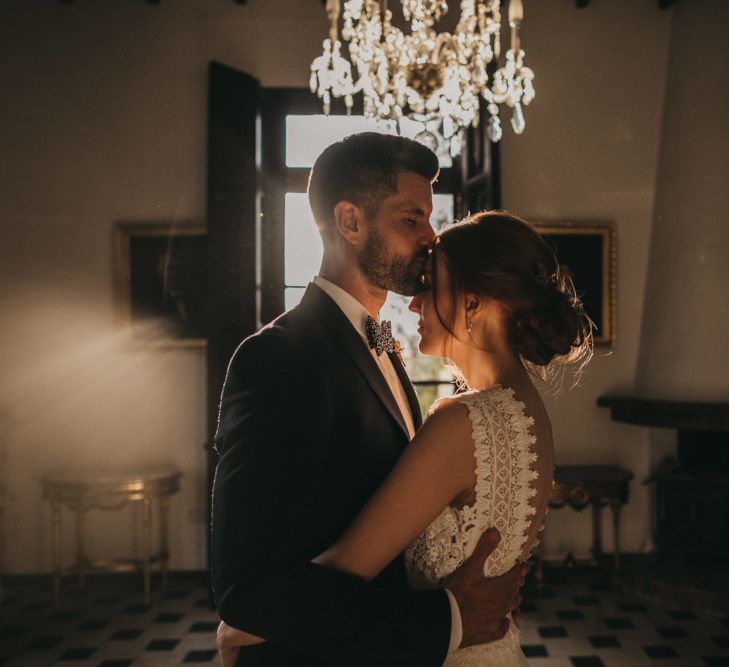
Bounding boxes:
[1,571,728,666]
[517,572,729,667]
[1,575,219,666]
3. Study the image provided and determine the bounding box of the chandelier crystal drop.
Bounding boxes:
[310,0,535,154]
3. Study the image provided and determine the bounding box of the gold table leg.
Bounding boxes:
[533,537,545,591]
[75,508,87,589]
[159,495,169,593]
[51,500,61,607]
[0,504,5,593]
[591,502,603,562]
[610,499,622,571]
[142,496,152,604]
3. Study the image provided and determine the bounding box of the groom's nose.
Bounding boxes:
[408,294,422,313]
[420,222,436,244]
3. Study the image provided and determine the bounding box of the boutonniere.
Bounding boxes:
[393,338,405,367]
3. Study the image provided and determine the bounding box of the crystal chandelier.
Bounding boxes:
[310,0,535,153]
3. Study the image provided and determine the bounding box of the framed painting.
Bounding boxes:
[113,221,208,347]
[532,220,616,347]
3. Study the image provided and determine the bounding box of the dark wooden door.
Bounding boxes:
[206,62,260,565]
[458,100,501,217]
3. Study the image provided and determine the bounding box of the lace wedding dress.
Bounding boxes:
[405,386,545,666]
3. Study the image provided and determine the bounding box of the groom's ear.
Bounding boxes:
[333,200,366,246]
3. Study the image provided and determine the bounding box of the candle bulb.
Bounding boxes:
[508,0,523,24]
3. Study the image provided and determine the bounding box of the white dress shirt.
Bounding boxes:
[313,276,416,438]
[312,276,463,653]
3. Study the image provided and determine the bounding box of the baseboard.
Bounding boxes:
[1,569,210,584]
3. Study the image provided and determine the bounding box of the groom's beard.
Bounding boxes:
[358,226,429,296]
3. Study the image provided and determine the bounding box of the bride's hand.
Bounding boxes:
[217,620,266,667]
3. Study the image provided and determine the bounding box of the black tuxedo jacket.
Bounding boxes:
[211,284,451,666]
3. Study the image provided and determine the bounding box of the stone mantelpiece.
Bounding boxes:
[596,396,729,432]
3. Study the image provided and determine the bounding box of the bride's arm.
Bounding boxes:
[313,397,475,580]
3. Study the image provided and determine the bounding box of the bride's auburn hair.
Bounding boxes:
[432,211,593,387]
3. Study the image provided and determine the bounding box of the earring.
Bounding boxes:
[466,318,473,333]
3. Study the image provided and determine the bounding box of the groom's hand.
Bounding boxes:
[444,528,529,648]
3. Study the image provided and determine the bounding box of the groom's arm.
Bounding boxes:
[211,330,451,666]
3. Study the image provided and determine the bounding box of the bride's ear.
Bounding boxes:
[334,201,365,246]
[467,295,506,328]
[465,296,481,315]
[465,295,499,329]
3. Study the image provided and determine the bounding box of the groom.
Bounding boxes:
[212,132,525,666]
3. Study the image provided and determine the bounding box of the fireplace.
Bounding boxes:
[598,396,729,612]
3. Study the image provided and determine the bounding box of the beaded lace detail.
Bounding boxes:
[405,386,539,586]
[404,386,539,665]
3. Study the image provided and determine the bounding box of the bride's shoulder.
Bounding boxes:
[424,385,524,426]
[425,386,524,433]
[425,393,466,419]
[421,394,473,438]
[414,396,474,461]
[453,384,524,413]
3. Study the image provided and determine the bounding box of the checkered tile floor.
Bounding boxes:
[517,570,729,667]
[1,570,728,666]
[0,574,218,666]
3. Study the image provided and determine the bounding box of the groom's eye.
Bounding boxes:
[404,218,418,227]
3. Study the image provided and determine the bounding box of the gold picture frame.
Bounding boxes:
[532,220,616,347]
[113,221,208,347]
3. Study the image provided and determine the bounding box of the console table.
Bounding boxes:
[41,466,181,605]
[549,464,634,569]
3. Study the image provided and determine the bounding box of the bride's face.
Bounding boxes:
[408,252,463,356]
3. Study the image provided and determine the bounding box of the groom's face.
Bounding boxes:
[357,171,435,296]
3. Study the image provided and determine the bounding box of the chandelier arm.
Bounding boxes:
[432,31,457,65]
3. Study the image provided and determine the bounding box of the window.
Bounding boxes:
[285,114,453,169]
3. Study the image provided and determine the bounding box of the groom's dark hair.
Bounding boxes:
[307,132,440,239]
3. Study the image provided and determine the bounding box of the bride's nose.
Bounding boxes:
[408,294,422,313]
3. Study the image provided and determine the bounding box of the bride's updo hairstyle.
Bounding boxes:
[433,211,593,386]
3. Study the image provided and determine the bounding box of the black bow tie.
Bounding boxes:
[365,316,395,356]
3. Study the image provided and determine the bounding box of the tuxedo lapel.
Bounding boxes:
[339,335,412,439]
[388,351,423,431]
[297,285,411,439]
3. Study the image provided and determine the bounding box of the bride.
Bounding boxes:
[219,211,592,665]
